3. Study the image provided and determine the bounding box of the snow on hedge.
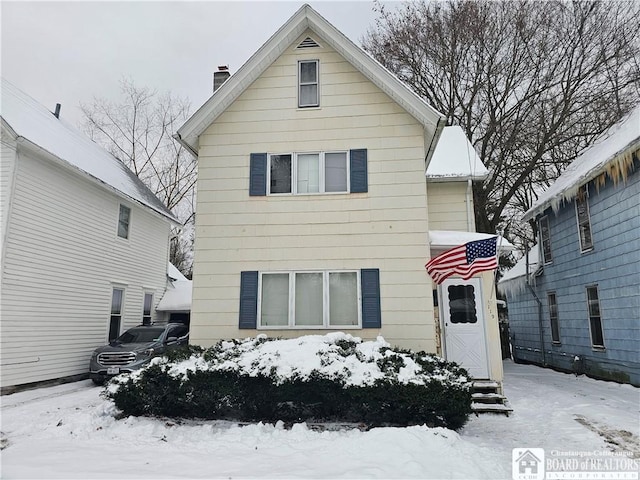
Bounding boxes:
[110,333,469,392]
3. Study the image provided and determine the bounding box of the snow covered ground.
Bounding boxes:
[1,360,638,479]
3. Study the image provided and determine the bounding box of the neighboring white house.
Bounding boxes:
[156,263,192,324]
[0,78,179,392]
[176,5,510,386]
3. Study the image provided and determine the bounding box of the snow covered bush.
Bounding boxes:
[105,333,472,429]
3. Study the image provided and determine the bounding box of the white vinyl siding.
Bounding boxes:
[192,31,435,351]
[1,132,17,263]
[0,150,170,388]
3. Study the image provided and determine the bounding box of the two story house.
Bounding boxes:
[176,5,505,386]
[499,106,639,386]
[1,78,179,392]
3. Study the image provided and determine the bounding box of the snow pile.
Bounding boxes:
[112,333,469,392]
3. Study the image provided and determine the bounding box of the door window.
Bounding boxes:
[447,285,477,324]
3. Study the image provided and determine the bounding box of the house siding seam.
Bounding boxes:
[0,150,171,388]
[190,31,439,352]
[506,161,640,385]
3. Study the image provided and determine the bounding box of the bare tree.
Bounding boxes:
[81,78,196,275]
[363,0,640,251]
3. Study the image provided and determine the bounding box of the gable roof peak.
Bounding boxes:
[176,4,445,159]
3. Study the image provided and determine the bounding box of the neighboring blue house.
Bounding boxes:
[500,106,639,386]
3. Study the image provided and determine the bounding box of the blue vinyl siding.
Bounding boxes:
[506,159,640,385]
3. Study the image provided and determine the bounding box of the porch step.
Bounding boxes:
[472,392,505,403]
[471,402,513,414]
[470,381,512,415]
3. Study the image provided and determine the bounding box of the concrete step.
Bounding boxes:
[472,402,513,414]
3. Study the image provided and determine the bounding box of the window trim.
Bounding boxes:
[539,216,553,264]
[548,291,560,344]
[575,186,594,253]
[117,204,131,240]
[298,59,319,108]
[267,151,350,196]
[257,270,362,329]
[586,285,605,349]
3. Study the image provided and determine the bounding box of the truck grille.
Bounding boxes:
[98,352,136,366]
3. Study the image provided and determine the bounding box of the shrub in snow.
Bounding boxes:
[105,333,472,430]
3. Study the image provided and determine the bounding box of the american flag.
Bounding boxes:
[426,237,498,284]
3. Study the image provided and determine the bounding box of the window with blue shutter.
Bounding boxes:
[350,149,368,193]
[249,153,267,196]
[361,268,381,328]
[239,271,259,328]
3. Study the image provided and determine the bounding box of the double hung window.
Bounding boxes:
[539,216,552,264]
[259,271,359,328]
[576,186,593,252]
[109,288,124,341]
[142,293,153,326]
[548,292,560,343]
[298,60,319,107]
[586,286,604,348]
[269,151,348,195]
[118,204,131,239]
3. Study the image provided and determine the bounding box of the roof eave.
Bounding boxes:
[426,173,489,182]
[16,136,180,225]
[523,137,640,222]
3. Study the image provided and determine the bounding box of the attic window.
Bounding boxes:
[297,37,321,49]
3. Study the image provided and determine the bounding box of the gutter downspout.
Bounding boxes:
[525,248,546,366]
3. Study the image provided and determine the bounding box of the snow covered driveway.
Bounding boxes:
[1,361,638,479]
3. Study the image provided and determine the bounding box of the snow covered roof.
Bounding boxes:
[426,126,489,181]
[167,262,188,282]
[176,4,446,163]
[523,106,640,221]
[156,279,192,312]
[0,78,178,224]
[498,246,541,297]
[429,230,515,252]
[499,246,540,283]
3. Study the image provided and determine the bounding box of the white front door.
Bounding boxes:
[441,277,490,379]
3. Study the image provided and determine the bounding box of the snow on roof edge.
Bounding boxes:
[1,78,179,225]
[523,106,640,221]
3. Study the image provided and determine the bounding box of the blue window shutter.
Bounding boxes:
[249,153,267,196]
[350,149,368,193]
[239,271,259,329]
[361,268,381,328]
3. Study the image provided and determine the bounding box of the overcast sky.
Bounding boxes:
[2,1,391,127]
